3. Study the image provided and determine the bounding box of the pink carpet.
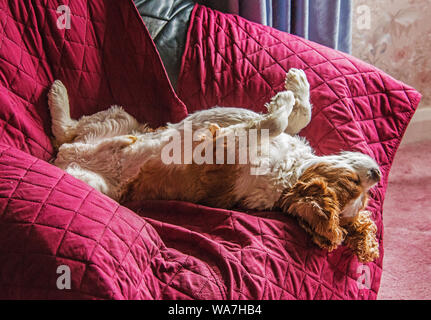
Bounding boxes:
[378,140,431,300]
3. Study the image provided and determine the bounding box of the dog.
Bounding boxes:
[48,69,381,262]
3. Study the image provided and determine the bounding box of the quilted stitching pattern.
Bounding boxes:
[0,143,381,299]
[0,143,214,299]
[0,1,421,300]
[0,0,187,161]
[176,5,421,299]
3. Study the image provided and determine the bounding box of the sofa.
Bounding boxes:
[0,0,421,299]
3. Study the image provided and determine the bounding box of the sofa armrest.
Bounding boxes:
[0,143,160,299]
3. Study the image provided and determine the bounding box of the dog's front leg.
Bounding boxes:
[343,211,379,263]
[253,90,295,137]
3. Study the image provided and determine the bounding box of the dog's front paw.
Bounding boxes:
[48,80,69,111]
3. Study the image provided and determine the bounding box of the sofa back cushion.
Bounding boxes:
[0,0,187,160]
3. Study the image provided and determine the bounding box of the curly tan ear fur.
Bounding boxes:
[278,163,368,252]
[344,211,379,263]
[279,176,347,251]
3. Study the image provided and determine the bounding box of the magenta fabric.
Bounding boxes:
[0,0,188,161]
[176,5,422,299]
[0,1,421,300]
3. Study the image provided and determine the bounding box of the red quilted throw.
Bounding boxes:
[0,0,187,160]
[0,1,421,300]
[176,5,421,299]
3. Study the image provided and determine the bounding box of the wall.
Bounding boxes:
[352,0,431,143]
[352,0,431,108]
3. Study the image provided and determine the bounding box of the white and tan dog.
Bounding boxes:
[48,69,381,262]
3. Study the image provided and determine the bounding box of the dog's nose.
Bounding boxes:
[369,168,381,182]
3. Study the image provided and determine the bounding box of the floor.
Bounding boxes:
[377,140,431,300]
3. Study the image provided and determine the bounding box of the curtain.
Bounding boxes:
[198,0,352,54]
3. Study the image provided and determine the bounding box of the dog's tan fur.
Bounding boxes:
[48,69,381,262]
[277,163,377,256]
[121,139,242,208]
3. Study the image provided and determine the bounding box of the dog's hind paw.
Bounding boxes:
[285,68,310,100]
[48,80,69,106]
[283,69,312,136]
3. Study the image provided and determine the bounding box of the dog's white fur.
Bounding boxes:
[48,69,380,217]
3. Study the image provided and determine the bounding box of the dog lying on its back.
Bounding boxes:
[48,69,381,262]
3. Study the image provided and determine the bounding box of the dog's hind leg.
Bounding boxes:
[72,105,148,143]
[284,68,312,136]
[218,90,295,138]
[64,163,111,197]
[48,80,78,146]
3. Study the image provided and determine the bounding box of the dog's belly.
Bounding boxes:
[121,156,243,208]
[54,117,314,210]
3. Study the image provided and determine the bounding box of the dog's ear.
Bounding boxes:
[292,178,337,219]
[279,177,346,251]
